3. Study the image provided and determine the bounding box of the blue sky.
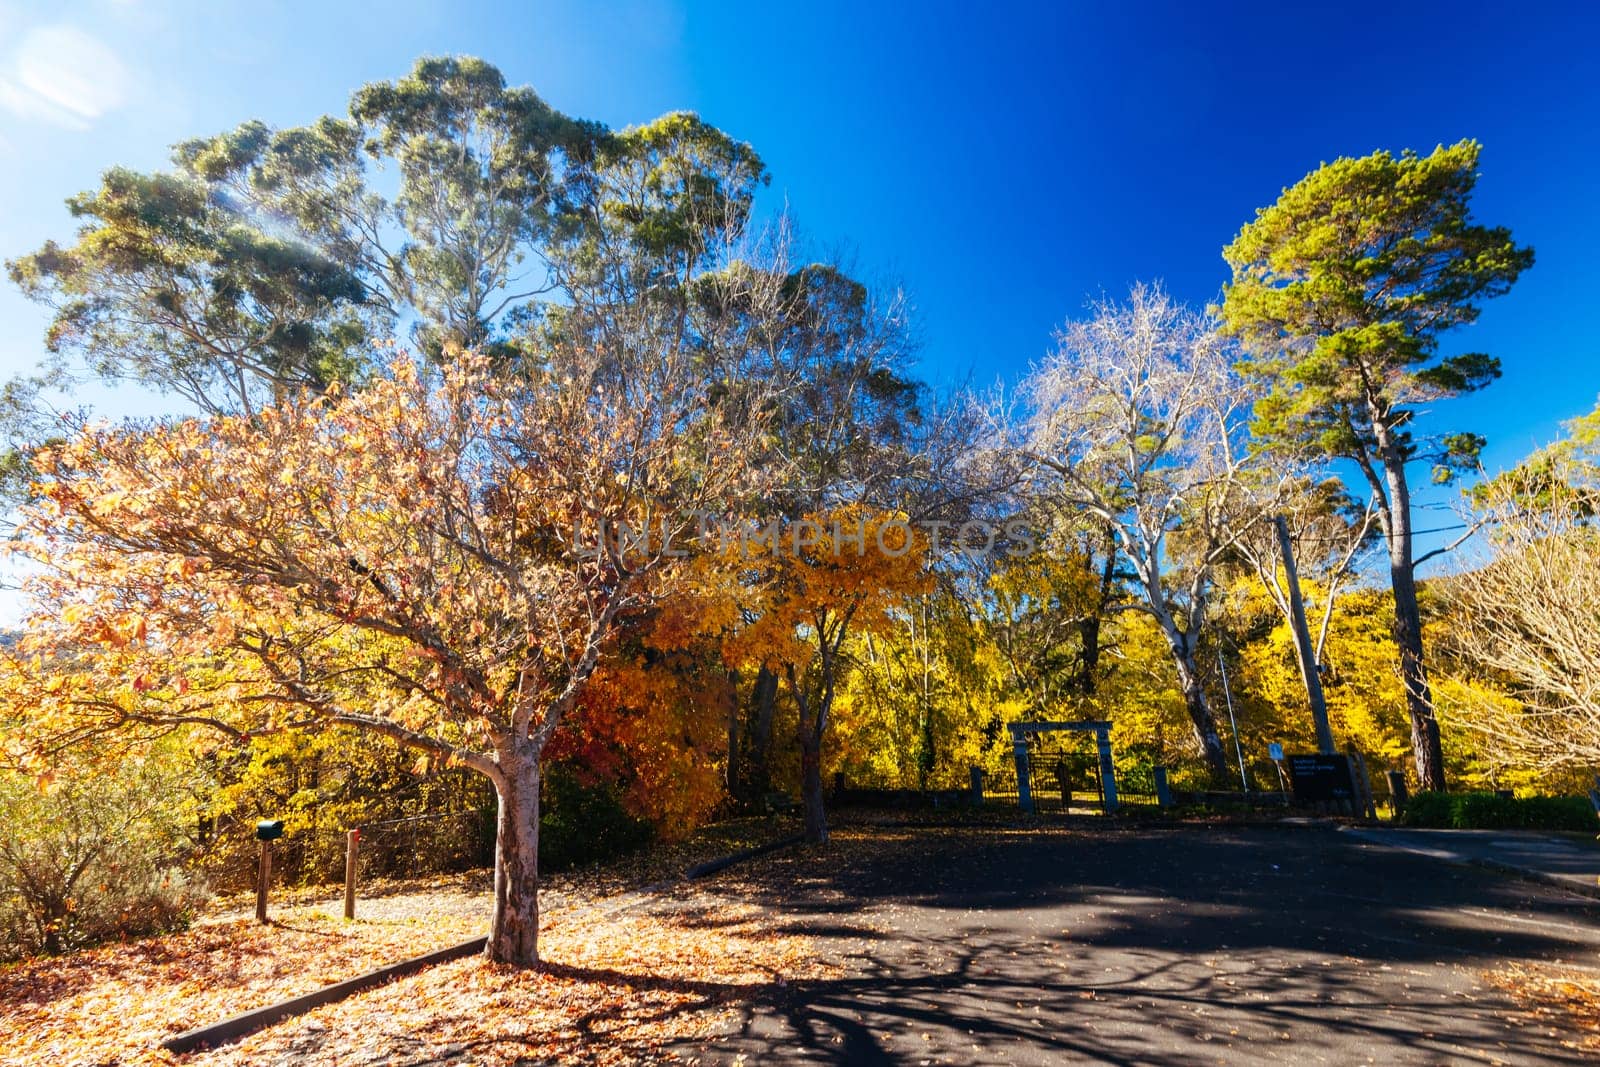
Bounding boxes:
[1,0,1597,550]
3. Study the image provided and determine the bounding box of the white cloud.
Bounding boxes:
[0,24,129,131]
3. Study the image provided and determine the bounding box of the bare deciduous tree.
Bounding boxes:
[1442,466,1600,773]
[1021,284,1264,780]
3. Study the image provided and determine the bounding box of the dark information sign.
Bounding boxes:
[1286,755,1355,804]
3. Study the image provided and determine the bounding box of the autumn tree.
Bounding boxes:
[9,347,773,967]
[5,54,805,870]
[1022,284,1265,781]
[1219,141,1533,790]
[686,229,928,831]
[727,507,932,841]
[977,523,1123,712]
[1441,418,1600,774]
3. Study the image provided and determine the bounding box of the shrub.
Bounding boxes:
[1118,762,1157,797]
[0,744,211,959]
[1400,791,1597,832]
[539,766,654,871]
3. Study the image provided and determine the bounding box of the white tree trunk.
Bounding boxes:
[487,749,541,965]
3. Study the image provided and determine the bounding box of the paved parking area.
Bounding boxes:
[685,824,1600,1065]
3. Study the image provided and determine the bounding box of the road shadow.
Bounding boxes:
[650,825,1600,1065]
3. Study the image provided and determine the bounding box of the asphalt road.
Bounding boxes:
[683,823,1600,1065]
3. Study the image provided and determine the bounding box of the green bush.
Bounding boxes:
[1400,791,1597,832]
[539,767,653,871]
[0,745,211,959]
[1118,762,1157,797]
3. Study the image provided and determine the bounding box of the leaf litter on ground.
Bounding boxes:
[0,815,809,1066]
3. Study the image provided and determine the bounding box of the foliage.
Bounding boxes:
[4,56,770,418]
[1220,139,1534,792]
[1400,791,1596,832]
[729,506,934,841]
[0,737,210,959]
[7,345,772,965]
[1441,455,1600,777]
[538,765,654,871]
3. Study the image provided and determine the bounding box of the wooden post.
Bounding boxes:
[255,839,271,924]
[1386,771,1410,817]
[344,829,360,921]
[1348,751,1378,820]
[1014,736,1034,813]
[969,766,985,807]
[1095,728,1119,813]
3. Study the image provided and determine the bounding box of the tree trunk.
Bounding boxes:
[1391,557,1445,790]
[487,753,541,965]
[799,732,828,843]
[787,661,831,844]
[1169,639,1231,783]
[725,669,742,800]
[1379,449,1447,791]
[1077,541,1118,696]
[734,665,779,806]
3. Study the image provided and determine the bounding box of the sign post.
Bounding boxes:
[1285,754,1356,809]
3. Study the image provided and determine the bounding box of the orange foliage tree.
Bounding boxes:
[8,349,769,965]
[728,507,931,841]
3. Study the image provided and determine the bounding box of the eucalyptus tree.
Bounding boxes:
[1219,141,1533,790]
[1023,284,1265,781]
[7,56,766,419]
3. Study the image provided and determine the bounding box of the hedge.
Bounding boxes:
[1400,791,1597,832]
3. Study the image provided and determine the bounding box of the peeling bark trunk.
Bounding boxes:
[487,751,541,966]
[1168,636,1230,783]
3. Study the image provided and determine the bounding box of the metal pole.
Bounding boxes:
[1273,515,1337,754]
[1217,644,1249,794]
[344,829,360,921]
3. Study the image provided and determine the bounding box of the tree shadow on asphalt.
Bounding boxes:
[631,825,1600,1065]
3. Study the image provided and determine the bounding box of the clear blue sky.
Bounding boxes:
[1,0,1597,543]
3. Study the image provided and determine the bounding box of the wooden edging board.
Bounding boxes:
[158,935,487,1054]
